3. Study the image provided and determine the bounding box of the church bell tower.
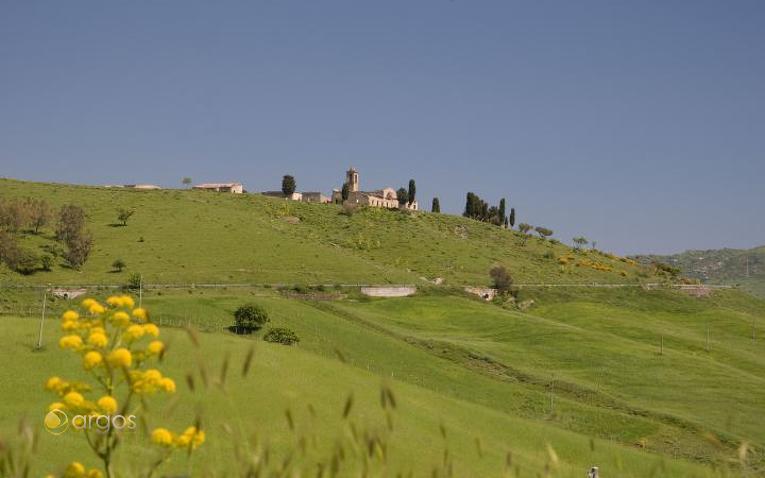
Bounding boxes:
[346,167,359,192]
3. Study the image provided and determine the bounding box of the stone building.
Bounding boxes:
[193,182,244,193]
[331,168,418,210]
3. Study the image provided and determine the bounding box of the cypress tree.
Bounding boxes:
[431,197,440,213]
[341,182,350,201]
[509,208,516,228]
[408,179,416,205]
[464,192,474,217]
[498,198,506,226]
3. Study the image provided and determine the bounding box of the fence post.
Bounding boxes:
[35,287,48,350]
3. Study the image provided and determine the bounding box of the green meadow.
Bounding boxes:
[1,179,764,476]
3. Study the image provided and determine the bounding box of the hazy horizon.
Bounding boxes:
[2,1,764,255]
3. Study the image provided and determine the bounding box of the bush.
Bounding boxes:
[489,265,513,294]
[127,272,142,290]
[234,303,270,333]
[263,327,299,345]
[340,203,358,217]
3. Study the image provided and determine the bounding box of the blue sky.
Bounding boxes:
[1,1,763,255]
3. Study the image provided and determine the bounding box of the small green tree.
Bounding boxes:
[263,327,300,345]
[508,208,516,228]
[64,231,93,269]
[431,197,440,213]
[489,265,513,294]
[397,188,409,206]
[534,226,553,240]
[40,254,54,271]
[234,303,270,333]
[341,182,350,201]
[282,175,297,196]
[182,177,192,188]
[407,179,416,206]
[112,258,126,272]
[116,208,135,226]
[127,272,142,290]
[498,198,506,227]
[572,236,588,250]
[518,223,533,246]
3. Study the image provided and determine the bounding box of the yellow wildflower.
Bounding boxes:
[151,427,174,446]
[62,310,79,322]
[64,462,86,478]
[87,470,103,478]
[144,369,162,382]
[45,376,64,391]
[81,298,96,309]
[143,323,160,337]
[107,348,132,368]
[97,396,118,414]
[48,401,65,412]
[159,377,176,393]
[124,324,145,341]
[59,335,83,350]
[120,295,135,308]
[88,302,105,315]
[132,307,148,321]
[63,391,84,408]
[106,296,123,307]
[176,426,205,449]
[83,351,103,370]
[61,320,79,332]
[147,340,164,355]
[111,311,131,327]
[87,332,108,348]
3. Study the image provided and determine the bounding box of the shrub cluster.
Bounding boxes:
[234,303,270,333]
[263,327,300,345]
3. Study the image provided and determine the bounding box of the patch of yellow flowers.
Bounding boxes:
[45,295,204,478]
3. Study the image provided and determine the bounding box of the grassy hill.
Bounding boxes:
[636,246,765,298]
[0,178,654,287]
[1,178,764,476]
[4,286,763,476]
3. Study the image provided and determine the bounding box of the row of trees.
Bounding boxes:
[0,197,93,273]
[463,192,515,228]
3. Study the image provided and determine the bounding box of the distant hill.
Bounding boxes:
[635,246,765,297]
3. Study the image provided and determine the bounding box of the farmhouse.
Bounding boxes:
[331,168,418,210]
[301,192,330,203]
[123,184,161,190]
[262,191,303,201]
[193,182,243,193]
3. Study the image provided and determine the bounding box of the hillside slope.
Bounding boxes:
[4,286,761,476]
[637,246,765,297]
[0,178,656,287]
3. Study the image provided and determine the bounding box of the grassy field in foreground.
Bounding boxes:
[0,315,719,478]
[0,178,657,287]
[2,286,763,476]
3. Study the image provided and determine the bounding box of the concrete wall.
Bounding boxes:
[360,286,417,297]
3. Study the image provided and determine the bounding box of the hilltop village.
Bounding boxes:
[115,167,419,210]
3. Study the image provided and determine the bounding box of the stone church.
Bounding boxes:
[331,168,418,210]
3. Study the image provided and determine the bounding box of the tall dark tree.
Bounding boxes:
[407,179,416,206]
[508,208,516,228]
[341,182,350,201]
[464,192,475,217]
[498,198,506,227]
[431,197,440,213]
[281,175,297,196]
[397,187,409,206]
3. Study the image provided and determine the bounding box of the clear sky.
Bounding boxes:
[1,1,763,255]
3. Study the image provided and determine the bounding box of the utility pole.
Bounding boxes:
[36,286,49,349]
[706,326,710,352]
